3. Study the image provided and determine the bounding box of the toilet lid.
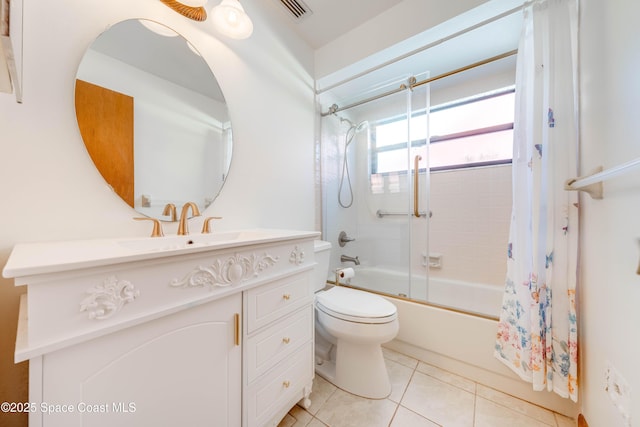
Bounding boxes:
[316,286,397,323]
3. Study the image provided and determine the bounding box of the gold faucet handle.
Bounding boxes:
[201,216,223,234]
[134,217,164,237]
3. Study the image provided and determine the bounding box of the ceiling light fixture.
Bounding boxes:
[160,0,208,22]
[158,0,253,39]
[210,0,253,40]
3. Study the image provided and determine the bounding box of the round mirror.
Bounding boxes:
[75,19,232,220]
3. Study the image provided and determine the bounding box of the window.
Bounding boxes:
[371,87,515,174]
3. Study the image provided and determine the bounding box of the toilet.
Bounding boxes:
[313,240,399,399]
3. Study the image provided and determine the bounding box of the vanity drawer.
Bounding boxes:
[246,306,313,383]
[245,342,313,427]
[245,271,311,333]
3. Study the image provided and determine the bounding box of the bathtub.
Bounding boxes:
[344,266,503,318]
[336,266,579,418]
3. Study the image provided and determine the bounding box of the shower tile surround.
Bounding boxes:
[277,348,575,427]
[420,165,512,286]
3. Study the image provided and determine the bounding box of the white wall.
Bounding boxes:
[579,0,640,425]
[0,0,316,240]
[315,0,490,79]
[0,0,316,421]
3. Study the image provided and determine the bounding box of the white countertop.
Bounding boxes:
[3,228,320,280]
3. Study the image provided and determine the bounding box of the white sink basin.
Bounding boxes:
[116,231,243,251]
[3,229,320,279]
[116,229,301,252]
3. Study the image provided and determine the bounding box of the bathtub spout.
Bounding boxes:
[340,255,360,265]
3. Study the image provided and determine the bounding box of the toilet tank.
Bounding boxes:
[313,240,332,292]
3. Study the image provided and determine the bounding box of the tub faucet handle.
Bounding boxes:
[338,231,355,247]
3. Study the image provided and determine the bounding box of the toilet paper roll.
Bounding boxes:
[338,267,355,279]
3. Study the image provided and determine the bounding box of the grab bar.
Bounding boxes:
[414,155,422,217]
[376,209,431,218]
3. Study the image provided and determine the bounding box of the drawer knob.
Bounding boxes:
[283,381,291,388]
[282,337,291,344]
[282,294,291,300]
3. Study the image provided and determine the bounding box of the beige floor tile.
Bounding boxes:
[301,357,571,427]
[387,358,415,403]
[401,370,475,427]
[383,347,419,369]
[555,413,576,427]
[288,405,314,426]
[416,361,476,394]
[475,397,554,427]
[390,406,439,427]
[315,388,398,427]
[278,413,296,427]
[476,384,556,425]
[303,375,338,415]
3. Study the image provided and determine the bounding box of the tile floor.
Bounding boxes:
[278,348,576,427]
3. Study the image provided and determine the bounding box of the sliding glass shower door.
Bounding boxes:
[321,76,430,301]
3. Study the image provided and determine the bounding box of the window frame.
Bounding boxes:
[370,87,515,175]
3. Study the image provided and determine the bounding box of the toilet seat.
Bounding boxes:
[316,286,397,324]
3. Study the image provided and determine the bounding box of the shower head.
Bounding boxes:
[354,120,369,133]
[340,117,369,133]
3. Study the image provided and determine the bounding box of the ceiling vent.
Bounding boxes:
[278,0,313,21]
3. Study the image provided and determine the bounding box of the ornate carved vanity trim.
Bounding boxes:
[289,245,305,265]
[80,275,140,320]
[170,252,280,289]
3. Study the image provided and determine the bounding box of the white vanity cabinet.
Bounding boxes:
[243,271,315,427]
[29,293,242,427]
[3,229,319,427]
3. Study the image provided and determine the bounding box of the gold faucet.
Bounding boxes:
[162,203,177,222]
[177,202,201,235]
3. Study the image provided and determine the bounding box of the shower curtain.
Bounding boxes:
[494,0,579,401]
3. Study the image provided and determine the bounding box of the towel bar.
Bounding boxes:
[565,157,640,199]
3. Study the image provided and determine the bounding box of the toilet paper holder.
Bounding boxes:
[335,267,355,285]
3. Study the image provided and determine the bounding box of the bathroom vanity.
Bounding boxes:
[3,229,319,427]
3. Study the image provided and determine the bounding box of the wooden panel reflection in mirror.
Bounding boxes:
[75,79,134,207]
